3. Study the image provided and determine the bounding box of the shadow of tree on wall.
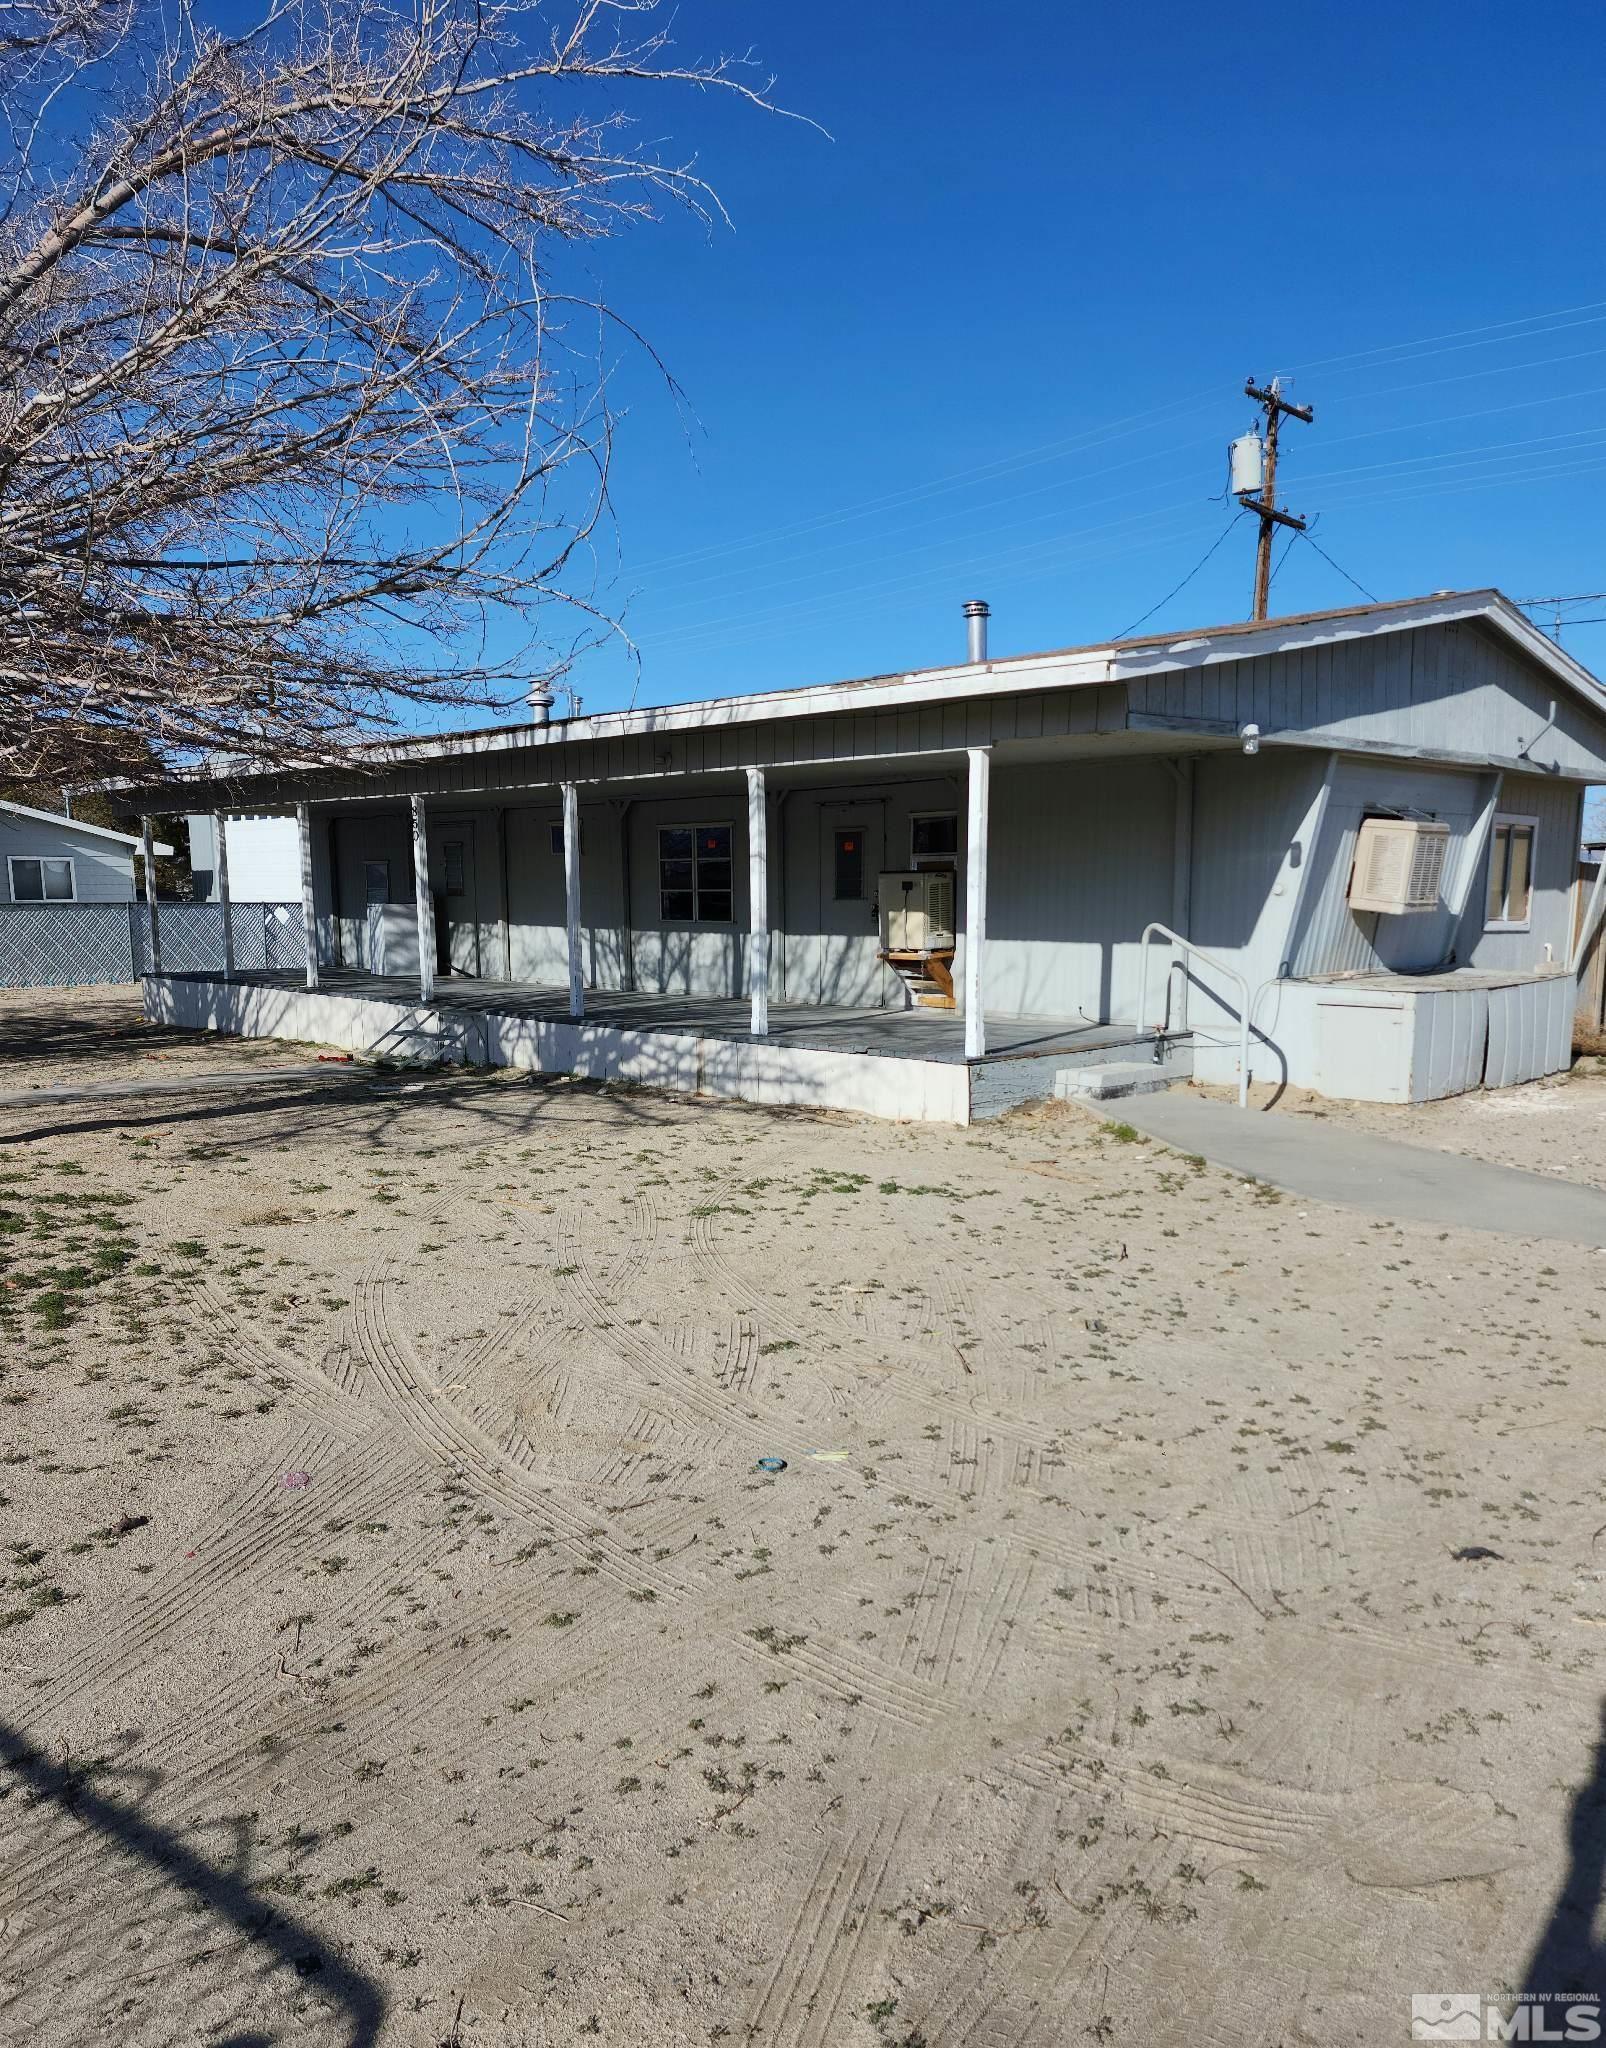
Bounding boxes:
[0,1718,386,2045]
[1525,1701,1606,2002]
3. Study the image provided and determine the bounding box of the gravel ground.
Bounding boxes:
[2,986,1604,2046]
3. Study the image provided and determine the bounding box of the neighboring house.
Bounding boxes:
[121,589,1606,1121]
[0,801,171,903]
[186,812,300,902]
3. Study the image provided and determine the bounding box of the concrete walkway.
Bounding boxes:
[1108,1090,1606,1247]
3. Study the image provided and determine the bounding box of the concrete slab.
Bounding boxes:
[1055,1061,1181,1103]
[1105,1089,1606,1247]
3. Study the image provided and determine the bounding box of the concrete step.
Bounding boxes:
[1053,1059,1183,1103]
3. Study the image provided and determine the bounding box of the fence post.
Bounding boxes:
[139,817,162,976]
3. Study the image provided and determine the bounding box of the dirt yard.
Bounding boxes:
[2,986,1604,2046]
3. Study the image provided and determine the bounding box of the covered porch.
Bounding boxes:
[142,965,1191,1124]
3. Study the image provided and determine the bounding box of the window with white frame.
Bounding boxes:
[658,823,732,923]
[910,813,959,867]
[1485,814,1538,930]
[8,856,75,902]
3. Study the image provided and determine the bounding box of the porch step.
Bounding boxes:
[882,948,956,1012]
[1053,1060,1184,1104]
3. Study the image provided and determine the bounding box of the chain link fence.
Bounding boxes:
[1,901,303,989]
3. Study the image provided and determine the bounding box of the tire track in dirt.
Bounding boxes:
[688,1210,1084,1456]
[744,1795,928,2046]
[7,1412,418,1737]
[715,1312,760,1398]
[894,1546,1041,1696]
[0,1445,453,1894]
[349,1265,692,1602]
[1005,1742,1320,1861]
[0,1589,686,1978]
[551,1213,816,1458]
[734,1635,942,1731]
[183,1273,365,1428]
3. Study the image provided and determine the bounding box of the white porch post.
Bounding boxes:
[746,767,769,1037]
[964,746,991,1061]
[562,781,584,1020]
[139,816,161,976]
[409,794,435,1003]
[296,802,320,991]
[213,811,234,980]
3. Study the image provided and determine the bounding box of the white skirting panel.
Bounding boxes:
[142,976,972,1126]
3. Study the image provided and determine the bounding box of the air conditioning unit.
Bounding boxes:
[879,869,956,952]
[1348,818,1451,915]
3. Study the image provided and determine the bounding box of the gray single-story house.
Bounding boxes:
[120,589,1606,1123]
[0,801,171,903]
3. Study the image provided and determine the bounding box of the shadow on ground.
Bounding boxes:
[0,1719,386,2045]
[1526,1701,1606,2001]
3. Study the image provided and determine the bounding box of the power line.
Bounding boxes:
[1269,529,1301,588]
[1114,511,1251,639]
[1298,531,1377,604]
[1286,298,1606,376]
[629,302,1606,585]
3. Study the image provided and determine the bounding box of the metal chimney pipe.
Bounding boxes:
[526,682,555,725]
[963,599,990,664]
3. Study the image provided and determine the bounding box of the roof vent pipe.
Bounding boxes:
[964,598,990,665]
[526,682,555,725]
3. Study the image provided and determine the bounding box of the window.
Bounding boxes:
[1486,815,1537,929]
[833,829,865,901]
[549,821,586,856]
[659,823,732,923]
[442,839,466,894]
[911,813,959,867]
[363,860,391,905]
[8,856,74,902]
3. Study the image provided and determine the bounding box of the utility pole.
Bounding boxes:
[1239,376,1313,621]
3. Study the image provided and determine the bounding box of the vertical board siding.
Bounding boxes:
[1290,759,1483,979]
[983,759,1176,1023]
[1469,775,1582,975]
[1125,621,1606,778]
[0,819,140,902]
[1485,974,1573,1087]
[1190,750,1330,1001]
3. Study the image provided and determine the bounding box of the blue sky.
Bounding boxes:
[498,2,1606,713]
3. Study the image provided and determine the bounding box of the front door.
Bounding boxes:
[811,803,891,1007]
[427,818,480,976]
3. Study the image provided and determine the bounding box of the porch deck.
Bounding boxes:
[171,968,1135,1064]
[143,969,1187,1124]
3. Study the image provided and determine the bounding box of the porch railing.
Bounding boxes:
[1135,921,1253,1110]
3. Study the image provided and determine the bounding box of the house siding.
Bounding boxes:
[0,815,139,901]
[1124,620,1606,779]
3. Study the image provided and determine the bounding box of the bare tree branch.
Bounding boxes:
[0,0,784,784]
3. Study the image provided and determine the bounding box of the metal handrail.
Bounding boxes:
[1136,921,1253,1110]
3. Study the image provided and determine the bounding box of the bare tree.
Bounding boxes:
[0,0,776,785]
